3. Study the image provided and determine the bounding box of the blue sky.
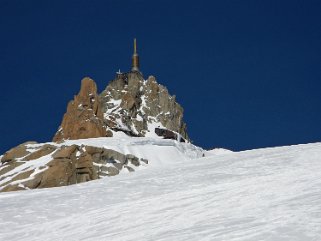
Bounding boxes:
[0,0,320,153]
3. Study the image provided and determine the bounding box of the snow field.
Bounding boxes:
[0,140,321,241]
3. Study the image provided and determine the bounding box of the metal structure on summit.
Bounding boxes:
[131,38,140,72]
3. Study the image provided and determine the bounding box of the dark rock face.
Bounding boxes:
[0,143,147,192]
[155,128,186,142]
[52,72,189,141]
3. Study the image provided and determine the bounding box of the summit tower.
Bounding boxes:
[131,38,140,72]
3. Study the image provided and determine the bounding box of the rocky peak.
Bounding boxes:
[53,72,189,142]
[100,72,189,140]
[0,40,192,193]
[53,77,112,142]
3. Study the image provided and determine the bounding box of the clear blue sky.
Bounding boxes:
[0,0,320,153]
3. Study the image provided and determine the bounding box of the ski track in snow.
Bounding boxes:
[0,140,321,241]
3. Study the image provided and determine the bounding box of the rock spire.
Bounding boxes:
[53,77,112,142]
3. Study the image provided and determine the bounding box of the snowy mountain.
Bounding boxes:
[0,72,190,192]
[0,140,320,240]
[2,39,320,240]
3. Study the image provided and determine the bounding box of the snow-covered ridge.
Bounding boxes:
[29,136,205,167]
[206,148,234,156]
[0,136,205,192]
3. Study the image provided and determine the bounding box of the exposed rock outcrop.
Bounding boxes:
[1,141,37,163]
[155,128,186,142]
[53,77,112,142]
[0,142,147,192]
[100,72,189,139]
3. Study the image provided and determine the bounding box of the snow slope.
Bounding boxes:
[0,140,321,241]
